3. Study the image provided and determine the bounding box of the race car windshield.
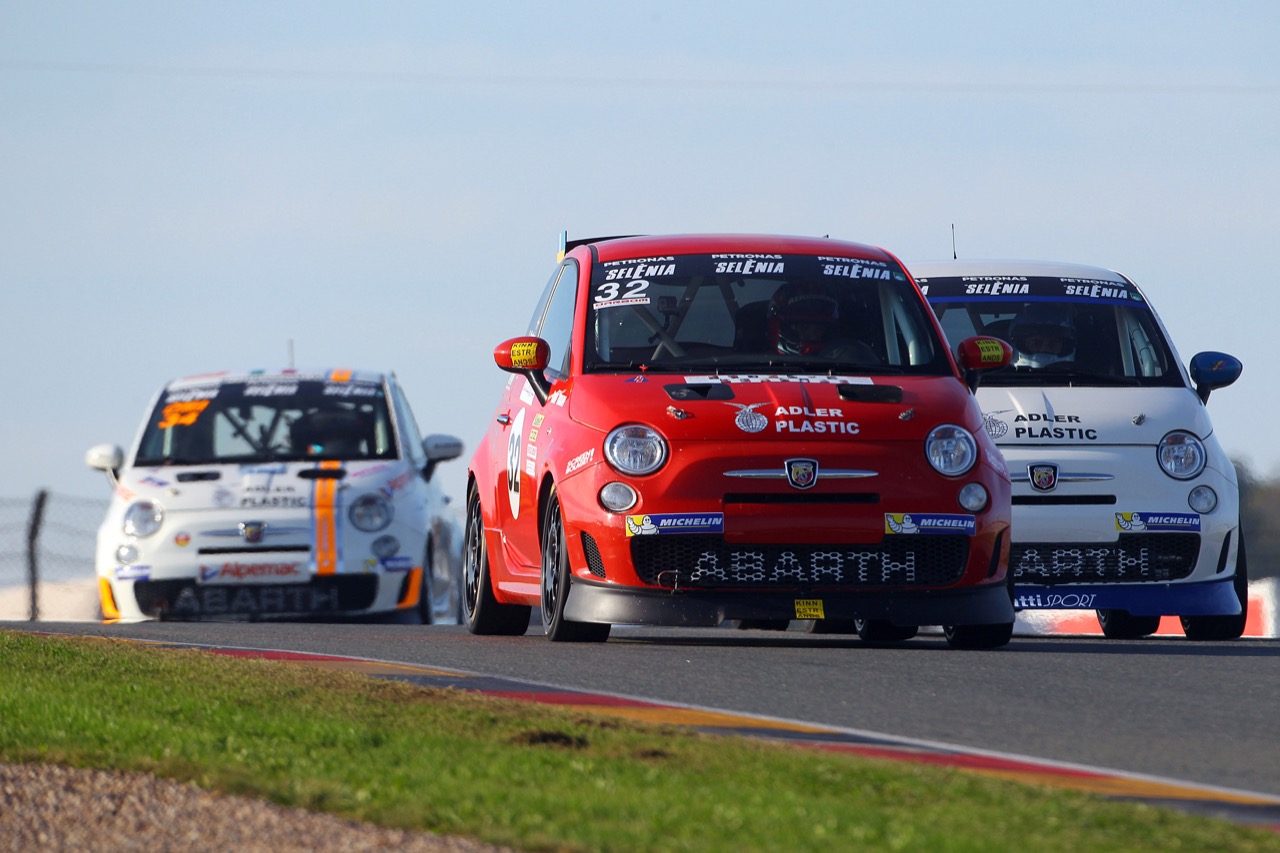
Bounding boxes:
[922,275,1184,388]
[583,252,949,375]
[133,377,399,466]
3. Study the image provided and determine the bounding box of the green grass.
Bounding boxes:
[0,630,1275,852]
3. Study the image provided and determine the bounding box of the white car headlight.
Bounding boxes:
[349,493,393,532]
[1158,431,1206,480]
[604,425,668,476]
[926,425,978,476]
[122,501,164,538]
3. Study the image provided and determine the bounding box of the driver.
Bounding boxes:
[766,283,843,355]
[1009,303,1076,368]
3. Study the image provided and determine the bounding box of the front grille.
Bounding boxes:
[133,575,379,619]
[630,535,969,588]
[197,545,311,555]
[1013,495,1117,506]
[1011,534,1200,583]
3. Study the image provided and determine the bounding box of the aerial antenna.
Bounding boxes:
[287,338,294,369]
[951,224,957,260]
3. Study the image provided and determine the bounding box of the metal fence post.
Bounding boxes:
[26,489,48,621]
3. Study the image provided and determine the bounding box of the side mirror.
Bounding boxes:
[86,443,124,487]
[956,336,1013,392]
[1189,351,1242,404]
[494,336,552,404]
[420,433,464,481]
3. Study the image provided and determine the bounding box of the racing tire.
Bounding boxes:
[541,491,611,643]
[1181,531,1248,642]
[732,619,791,631]
[855,619,918,644]
[418,539,437,626]
[1096,609,1161,639]
[942,622,1013,649]
[462,486,531,636]
[805,619,859,634]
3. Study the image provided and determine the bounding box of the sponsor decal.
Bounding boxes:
[547,389,568,407]
[785,458,818,490]
[625,513,725,536]
[243,382,299,397]
[713,258,784,275]
[198,561,307,583]
[519,380,536,405]
[114,565,150,581]
[240,495,307,508]
[174,532,190,547]
[381,468,417,497]
[983,410,1098,441]
[884,513,976,535]
[163,387,218,403]
[509,341,542,368]
[687,374,874,385]
[380,555,414,572]
[821,262,892,280]
[1029,463,1059,492]
[1062,280,1133,300]
[794,599,825,619]
[170,585,343,615]
[594,279,654,309]
[323,382,379,397]
[1115,512,1201,532]
[772,405,860,436]
[729,402,769,433]
[506,408,526,519]
[975,338,1006,363]
[1014,592,1098,609]
[213,488,235,507]
[138,476,169,487]
[156,399,210,429]
[564,447,595,475]
[241,464,287,475]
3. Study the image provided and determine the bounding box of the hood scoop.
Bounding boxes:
[298,467,347,480]
[175,471,221,482]
[838,384,903,403]
[664,383,735,401]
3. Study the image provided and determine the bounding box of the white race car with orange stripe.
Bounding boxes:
[86,369,463,623]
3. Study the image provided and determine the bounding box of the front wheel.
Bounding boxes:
[462,486,530,636]
[1182,531,1248,642]
[943,622,1013,649]
[856,619,918,644]
[1096,609,1160,639]
[541,491,610,643]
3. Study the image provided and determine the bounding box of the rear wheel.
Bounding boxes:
[541,491,610,643]
[462,486,530,636]
[1096,609,1161,639]
[856,619,918,644]
[943,622,1013,649]
[1182,532,1248,642]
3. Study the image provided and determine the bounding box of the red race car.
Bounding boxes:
[464,234,1015,647]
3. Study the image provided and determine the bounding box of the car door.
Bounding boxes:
[493,258,580,576]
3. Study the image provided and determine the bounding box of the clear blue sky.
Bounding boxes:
[3,1,1278,510]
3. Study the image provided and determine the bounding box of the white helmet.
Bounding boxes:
[1010,303,1076,368]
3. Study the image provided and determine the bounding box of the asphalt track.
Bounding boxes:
[13,619,1280,832]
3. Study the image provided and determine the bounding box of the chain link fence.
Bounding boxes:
[0,491,107,621]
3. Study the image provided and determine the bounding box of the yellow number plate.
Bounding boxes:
[794,599,825,619]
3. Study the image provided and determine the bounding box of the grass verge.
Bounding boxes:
[0,630,1276,852]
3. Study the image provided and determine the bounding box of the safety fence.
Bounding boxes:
[0,491,106,621]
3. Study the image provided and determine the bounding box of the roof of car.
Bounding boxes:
[568,233,898,264]
[163,369,391,390]
[907,258,1129,283]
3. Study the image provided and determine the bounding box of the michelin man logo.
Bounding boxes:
[626,515,660,536]
[885,514,920,534]
[1116,512,1147,531]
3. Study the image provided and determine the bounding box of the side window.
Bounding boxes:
[535,259,579,381]
[389,382,426,468]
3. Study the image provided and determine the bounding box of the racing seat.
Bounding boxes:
[290,410,367,457]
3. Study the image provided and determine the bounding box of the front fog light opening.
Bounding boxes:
[599,482,638,513]
[958,483,989,512]
[115,544,139,564]
[1188,485,1218,514]
[371,535,401,558]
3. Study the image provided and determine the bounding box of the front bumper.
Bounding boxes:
[1013,576,1242,617]
[562,576,1015,627]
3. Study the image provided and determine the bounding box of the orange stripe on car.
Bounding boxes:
[328,369,352,382]
[313,461,342,575]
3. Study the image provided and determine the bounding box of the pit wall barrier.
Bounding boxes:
[1014,578,1278,638]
